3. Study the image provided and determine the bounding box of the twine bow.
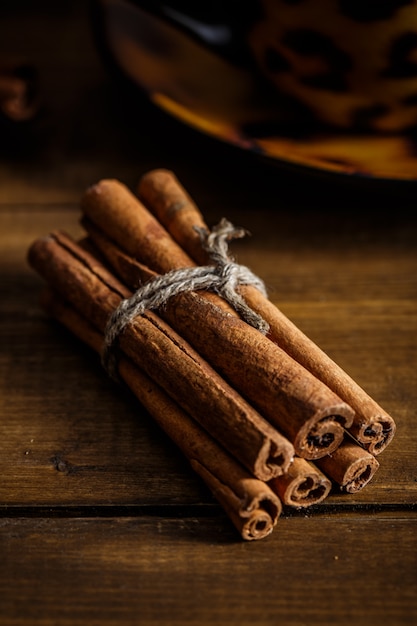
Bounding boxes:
[102,218,269,379]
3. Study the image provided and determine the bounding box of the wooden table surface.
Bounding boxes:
[1,3,416,625]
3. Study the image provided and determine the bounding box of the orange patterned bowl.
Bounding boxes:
[92,0,417,182]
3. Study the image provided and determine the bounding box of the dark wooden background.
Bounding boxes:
[1,2,416,624]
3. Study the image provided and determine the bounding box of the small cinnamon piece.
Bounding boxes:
[80,180,355,460]
[137,168,396,455]
[315,438,380,493]
[27,231,294,481]
[41,290,282,540]
[269,457,331,508]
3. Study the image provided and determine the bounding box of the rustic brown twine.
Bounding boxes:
[102,218,269,379]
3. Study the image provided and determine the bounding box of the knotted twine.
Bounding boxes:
[102,218,270,380]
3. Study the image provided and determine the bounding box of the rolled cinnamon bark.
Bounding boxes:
[315,438,380,493]
[269,457,331,508]
[41,290,282,541]
[80,180,354,460]
[27,231,294,481]
[137,168,396,455]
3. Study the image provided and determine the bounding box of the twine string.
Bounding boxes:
[102,218,269,379]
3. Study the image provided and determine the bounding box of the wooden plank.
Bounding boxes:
[1,513,416,626]
[0,285,207,506]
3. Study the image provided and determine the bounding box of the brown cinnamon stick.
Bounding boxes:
[41,289,282,540]
[80,180,354,460]
[137,168,396,455]
[27,231,294,481]
[269,457,331,508]
[315,438,380,493]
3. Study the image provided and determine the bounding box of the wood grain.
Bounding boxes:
[1,514,416,626]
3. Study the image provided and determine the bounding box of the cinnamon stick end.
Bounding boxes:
[351,414,396,456]
[294,405,353,460]
[317,440,380,492]
[270,457,332,508]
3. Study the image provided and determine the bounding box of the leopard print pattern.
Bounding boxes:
[248,0,417,132]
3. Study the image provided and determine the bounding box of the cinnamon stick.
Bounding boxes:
[269,457,331,508]
[80,180,355,460]
[41,289,282,541]
[315,438,380,493]
[137,168,396,455]
[27,231,294,481]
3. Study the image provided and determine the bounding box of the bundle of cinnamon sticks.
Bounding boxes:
[27,169,395,541]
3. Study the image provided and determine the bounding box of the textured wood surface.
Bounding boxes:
[0,2,416,625]
[2,514,416,626]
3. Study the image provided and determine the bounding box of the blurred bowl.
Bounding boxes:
[91,0,417,183]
